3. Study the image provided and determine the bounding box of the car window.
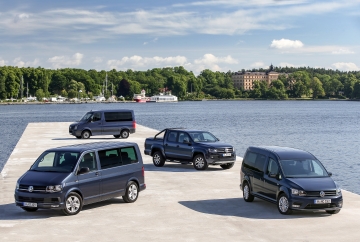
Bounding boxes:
[267,158,279,175]
[104,112,133,122]
[79,152,97,171]
[178,132,190,143]
[92,112,101,122]
[98,147,138,168]
[189,131,217,142]
[243,152,266,172]
[30,151,79,172]
[98,148,121,169]
[167,131,177,142]
[280,159,329,177]
[120,147,138,164]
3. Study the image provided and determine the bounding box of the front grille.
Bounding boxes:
[18,196,60,203]
[18,196,44,202]
[217,148,233,153]
[305,203,337,209]
[19,185,47,192]
[305,190,337,197]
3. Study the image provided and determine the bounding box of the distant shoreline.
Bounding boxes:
[0,98,355,105]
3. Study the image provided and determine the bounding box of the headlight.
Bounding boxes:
[291,188,306,196]
[336,187,342,196]
[16,182,19,190]
[208,148,218,153]
[46,185,63,193]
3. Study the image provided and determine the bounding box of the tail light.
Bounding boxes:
[133,121,136,129]
[142,166,145,176]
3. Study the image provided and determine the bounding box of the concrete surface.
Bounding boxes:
[1,123,360,242]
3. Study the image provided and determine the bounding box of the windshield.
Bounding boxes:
[30,151,80,173]
[188,131,218,142]
[280,159,329,178]
[80,112,93,122]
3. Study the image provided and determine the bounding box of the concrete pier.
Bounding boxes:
[1,123,360,241]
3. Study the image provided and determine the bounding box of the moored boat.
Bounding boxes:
[133,90,150,103]
[147,93,178,102]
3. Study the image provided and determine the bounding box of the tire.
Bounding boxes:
[122,181,139,203]
[220,163,234,169]
[76,136,82,139]
[120,130,129,139]
[21,207,38,212]
[277,193,292,215]
[153,151,165,167]
[81,130,91,139]
[113,135,120,138]
[242,182,254,202]
[193,154,208,170]
[62,192,83,216]
[326,210,340,214]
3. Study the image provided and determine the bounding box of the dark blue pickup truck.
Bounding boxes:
[144,128,236,170]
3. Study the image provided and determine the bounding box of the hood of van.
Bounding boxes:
[19,171,70,186]
[286,177,336,191]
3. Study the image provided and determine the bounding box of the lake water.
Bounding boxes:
[0,100,359,194]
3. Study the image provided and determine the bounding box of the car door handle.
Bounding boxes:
[95,172,99,176]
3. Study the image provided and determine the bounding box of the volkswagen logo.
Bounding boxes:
[28,186,34,193]
[319,191,325,197]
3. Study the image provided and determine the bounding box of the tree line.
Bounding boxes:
[0,65,360,101]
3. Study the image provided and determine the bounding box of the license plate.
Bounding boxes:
[314,199,331,204]
[23,202,37,207]
[223,153,231,157]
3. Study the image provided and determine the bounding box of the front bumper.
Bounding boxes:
[69,129,82,137]
[205,152,236,165]
[289,195,343,211]
[15,190,65,210]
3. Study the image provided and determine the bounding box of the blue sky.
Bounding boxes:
[0,0,359,74]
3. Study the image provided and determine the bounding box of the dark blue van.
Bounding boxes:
[240,146,343,215]
[14,142,146,215]
[69,109,136,139]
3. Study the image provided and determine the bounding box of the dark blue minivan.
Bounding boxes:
[15,142,146,215]
[240,146,343,215]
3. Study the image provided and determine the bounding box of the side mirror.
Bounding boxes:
[78,167,90,175]
[269,173,281,180]
[328,172,332,177]
[216,137,220,141]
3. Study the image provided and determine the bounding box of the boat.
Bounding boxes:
[133,90,150,103]
[147,92,178,103]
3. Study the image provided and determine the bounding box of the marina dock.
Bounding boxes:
[1,123,360,241]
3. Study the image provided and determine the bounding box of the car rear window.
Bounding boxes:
[243,151,266,172]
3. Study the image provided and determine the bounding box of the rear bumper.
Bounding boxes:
[139,183,146,192]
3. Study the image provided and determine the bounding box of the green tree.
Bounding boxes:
[312,77,325,99]
[35,89,45,101]
[352,81,360,99]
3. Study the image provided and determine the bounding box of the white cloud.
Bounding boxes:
[48,53,83,68]
[270,38,304,49]
[107,55,188,69]
[331,48,355,55]
[194,54,238,65]
[332,62,359,71]
[13,57,40,67]
[192,54,238,73]
[250,61,267,69]
[0,58,8,66]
